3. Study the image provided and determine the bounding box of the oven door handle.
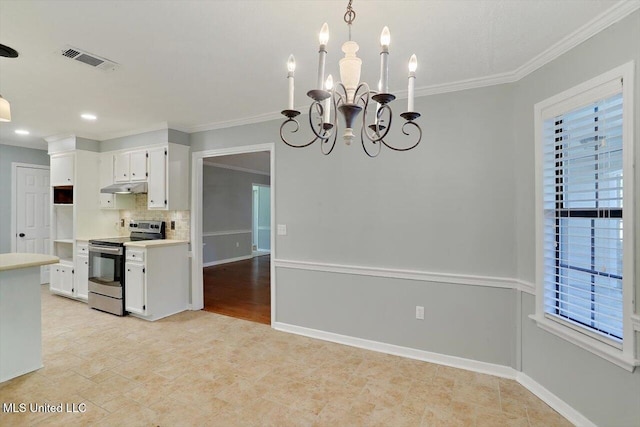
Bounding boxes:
[88,245,123,255]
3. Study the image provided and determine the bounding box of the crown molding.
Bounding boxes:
[94,121,170,141]
[188,111,283,134]
[513,0,640,80]
[44,133,75,143]
[414,70,518,99]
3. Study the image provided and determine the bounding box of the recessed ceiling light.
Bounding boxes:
[15,129,30,135]
[81,113,97,120]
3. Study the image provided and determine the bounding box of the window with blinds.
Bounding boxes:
[542,89,624,343]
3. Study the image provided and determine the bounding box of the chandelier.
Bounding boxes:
[280,0,421,157]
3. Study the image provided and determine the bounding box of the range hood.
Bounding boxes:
[100,182,147,194]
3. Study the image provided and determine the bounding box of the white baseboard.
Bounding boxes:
[273,321,595,427]
[273,322,516,378]
[517,372,596,427]
[203,254,254,267]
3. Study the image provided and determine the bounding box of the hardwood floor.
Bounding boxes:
[203,255,271,324]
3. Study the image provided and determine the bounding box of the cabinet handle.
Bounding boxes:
[67,178,71,182]
[18,233,25,237]
[127,269,131,272]
[132,173,136,176]
[84,262,88,265]
[150,200,154,203]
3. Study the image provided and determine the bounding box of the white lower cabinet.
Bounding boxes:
[50,263,73,297]
[75,254,89,300]
[123,243,188,321]
[125,261,146,315]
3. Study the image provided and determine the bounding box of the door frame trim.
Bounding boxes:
[11,163,50,252]
[191,143,275,325]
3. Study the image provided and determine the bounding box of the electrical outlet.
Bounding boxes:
[171,221,176,230]
[120,219,125,227]
[416,306,424,320]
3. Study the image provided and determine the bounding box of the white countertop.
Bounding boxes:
[0,253,59,272]
[124,239,189,248]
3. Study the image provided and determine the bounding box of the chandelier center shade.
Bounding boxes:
[280,0,422,157]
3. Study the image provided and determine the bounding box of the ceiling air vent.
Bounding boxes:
[59,45,119,71]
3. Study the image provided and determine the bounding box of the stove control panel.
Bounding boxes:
[129,220,165,235]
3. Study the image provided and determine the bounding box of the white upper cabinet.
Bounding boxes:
[146,144,189,211]
[50,153,75,186]
[101,143,188,211]
[129,151,147,181]
[114,152,130,183]
[147,147,166,209]
[114,150,147,183]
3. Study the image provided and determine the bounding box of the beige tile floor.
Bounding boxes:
[0,286,574,426]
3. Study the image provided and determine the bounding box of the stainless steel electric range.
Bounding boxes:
[87,220,165,316]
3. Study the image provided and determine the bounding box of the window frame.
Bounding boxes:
[532,62,637,372]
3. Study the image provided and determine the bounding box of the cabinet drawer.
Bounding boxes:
[77,243,89,255]
[126,249,145,262]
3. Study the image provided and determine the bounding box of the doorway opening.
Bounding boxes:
[199,150,272,325]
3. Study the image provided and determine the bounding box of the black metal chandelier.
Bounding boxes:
[280,0,421,157]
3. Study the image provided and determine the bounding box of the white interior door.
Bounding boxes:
[15,165,51,284]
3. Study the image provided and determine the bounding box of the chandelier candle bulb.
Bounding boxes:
[287,55,296,110]
[317,23,329,89]
[407,54,417,112]
[324,74,333,123]
[379,26,390,93]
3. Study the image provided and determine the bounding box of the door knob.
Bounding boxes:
[18,233,25,237]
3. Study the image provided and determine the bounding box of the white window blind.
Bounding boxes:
[542,88,624,342]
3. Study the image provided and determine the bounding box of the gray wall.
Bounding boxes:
[202,165,269,264]
[513,11,640,426]
[192,82,517,367]
[0,144,50,253]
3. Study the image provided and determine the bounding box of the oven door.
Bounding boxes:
[88,244,124,289]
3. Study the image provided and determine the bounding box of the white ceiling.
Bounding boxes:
[0,0,632,149]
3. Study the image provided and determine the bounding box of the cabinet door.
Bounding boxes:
[59,266,74,296]
[147,148,166,209]
[49,264,61,292]
[129,151,147,182]
[75,255,89,300]
[50,154,74,186]
[99,193,115,209]
[114,152,130,183]
[125,262,146,314]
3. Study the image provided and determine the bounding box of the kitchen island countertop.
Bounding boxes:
[0,253,59,272]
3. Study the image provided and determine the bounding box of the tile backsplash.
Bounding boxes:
[119,194,190,240]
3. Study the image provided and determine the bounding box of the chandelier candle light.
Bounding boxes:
[280,0,422,157]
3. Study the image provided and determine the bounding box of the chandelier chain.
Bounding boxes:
[344,0,356,26]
